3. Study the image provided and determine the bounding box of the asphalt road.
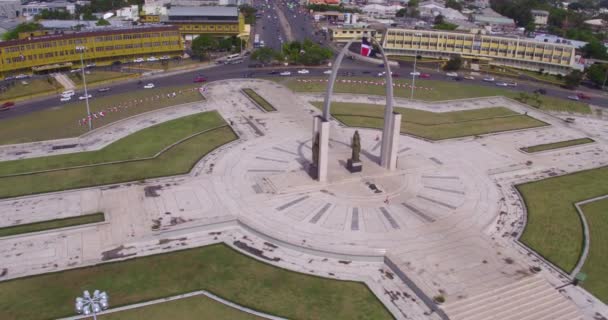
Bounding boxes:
[1,0,606,121]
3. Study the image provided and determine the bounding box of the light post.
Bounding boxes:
[76,46,92,131]
[75,289,109,320]
[411,50,417,100]
[602,67,608,91]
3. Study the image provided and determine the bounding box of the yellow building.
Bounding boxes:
[383,28,575,75]
[328,26,380,42]
[0,25,183,76]
[161,6,245,41]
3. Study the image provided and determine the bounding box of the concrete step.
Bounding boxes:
[472,288,565,320]
[442,275,543,313]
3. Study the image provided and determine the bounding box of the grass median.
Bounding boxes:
[0,78,63,102]
[0,212,104,238]
[0,111,237,198]
[242,88,276,112]
[278,77,590,114]
[101,294,264,320]
[68,70,135,86]
[313,102,548,140]
[0,244,393,320]
[517,166,608,303]
[0,84,202,145]
[521,138,595,153]
[579,199,608,303]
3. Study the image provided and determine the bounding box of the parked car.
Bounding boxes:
[144,83,155,89]
[133,58,144,63]
[147,56,159,62]
[60,96,72,102]
[464,75,475,80]
[323,70,332,75]
[567,95,580,101]
[194,76,207,83]
[576,92,591,99]
[86,63,96,68]
[97,87,111,92]
[279,71,291,76]
[268,70,280,75]
[3,76,15,81]
[446,72,458,77]
[78,94,92,100]
[410,71,421,76]
[483,77,495,82]
[70,68,82,73]
[160,55,170,60]
[297,69,310,74]
[507,82,518,87]
[495,82,509,87]
[454,76,463,81]
[15,74,30,79]
[420,73,431,78]
[61,90,75,97]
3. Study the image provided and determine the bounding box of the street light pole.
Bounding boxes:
[75,289,109,320]
[411,50,417,100]
[602,67,608,91]
[76,46,92,131]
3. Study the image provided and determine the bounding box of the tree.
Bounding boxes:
[443,55,462,71]
[408,0,419,8]
[434,14,445,25]
[581,40,608,60]
[251,47,278,64]
[2,22,42,41]
[396,8,407,17]
[240,4,257,24]
[564,70,583,89]
[191,35,218,59]
[567,2,583,11]
[96,18,110,26]
[587,63,608,87]
[36,9,72,20]
[446,0,463,11]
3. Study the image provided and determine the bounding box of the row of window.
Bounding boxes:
[387,41,570,54]
[179,24,238,31]
[387,33,570,51]
[385,47,571,62]
[3,41,180,64]
[2,32,179,54]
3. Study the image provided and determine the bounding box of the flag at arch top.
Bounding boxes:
[360,37,372,57]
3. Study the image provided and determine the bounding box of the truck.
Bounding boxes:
[254,34,260,48]
[259,40,265,48]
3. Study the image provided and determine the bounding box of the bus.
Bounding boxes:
[253,34,260,48]
[224,54,244,64]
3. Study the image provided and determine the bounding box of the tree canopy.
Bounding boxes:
[443,55,463,71]
[191,35,218,58]
[586,63,608,87]
[564,70,583,89]
[2,22,42,41]
[281,40,332,65]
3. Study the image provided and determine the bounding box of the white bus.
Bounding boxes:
[224,54,244,64]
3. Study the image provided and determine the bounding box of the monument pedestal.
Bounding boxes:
[347,159,362,173]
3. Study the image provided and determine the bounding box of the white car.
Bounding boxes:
[495,82,508,87]
[323,70,332,75]
[147,56,159,62]
[446,72,458,77]
[86,63,96,68]
[567,95,580,101]
[507,82,518,87]
[15,74,30,79]
[410,71,421,76]
[60,96,72,102]
[70,68,82,73]
[78,94,92,100]
[280,71,291,76]
[297,69,309,74]
[464,75,475,80]
[133,58,144,63]
[144,83,155,89]
[160,55,170,60]
[483,77,495,82]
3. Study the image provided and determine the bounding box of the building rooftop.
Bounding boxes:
[531,9,549,15]
[167,6,238,17]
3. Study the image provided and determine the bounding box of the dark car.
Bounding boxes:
[576,92,591,99]
[534,88,547,95]
[194,76,207,83]
[454,76,463,81]
[268,70,280,75]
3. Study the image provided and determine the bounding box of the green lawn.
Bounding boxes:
[0,77,62,102]
[242,88,276,112]
[0,244,393,320]
[0,84,202,145]
[102,294,264,320]
[521,138,595,153]
[68,71,134,86]
[278,77,590,114]
[0,212,104,238]
[579,199,608,303]
[518,166,608,282]
[0,112,237,198]
[313,102,548,140]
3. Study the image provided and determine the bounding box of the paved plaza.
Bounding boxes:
[0,79,607,319]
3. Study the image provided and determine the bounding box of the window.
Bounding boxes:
[114,35,122,40]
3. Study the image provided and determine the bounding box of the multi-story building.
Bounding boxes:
[382,28,575,74]
[0,25,183,76]
[328,26,379,42]
[531,10,549,26]
[158,6,245,41]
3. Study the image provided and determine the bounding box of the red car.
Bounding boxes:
[420,73,431,78]
[193,76,207,83]
[576,92,591,100]
[0,101,14,111]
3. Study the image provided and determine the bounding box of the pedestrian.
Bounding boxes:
[384,197,389,204]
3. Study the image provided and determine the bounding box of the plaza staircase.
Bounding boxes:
[441,275,583,320]
[52,73,76,90]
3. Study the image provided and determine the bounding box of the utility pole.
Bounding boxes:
[411,50,417,100]
[76,46,92,131]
